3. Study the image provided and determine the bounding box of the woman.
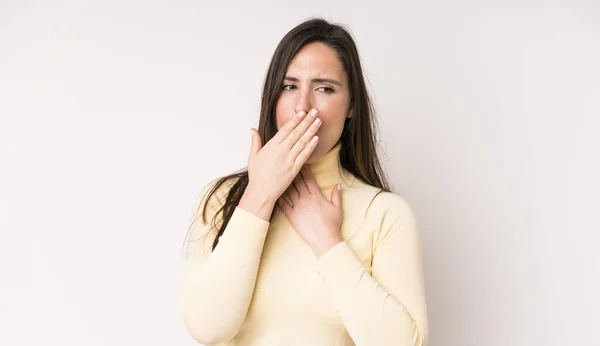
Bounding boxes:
[178,18,429,346]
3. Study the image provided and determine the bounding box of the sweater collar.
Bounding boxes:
[306,141,355,191]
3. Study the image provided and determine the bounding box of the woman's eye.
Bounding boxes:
[318,87,334,94]
[282,85,333,94]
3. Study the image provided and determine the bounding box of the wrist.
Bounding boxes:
[312,234,344,259]
[238,186,276,222]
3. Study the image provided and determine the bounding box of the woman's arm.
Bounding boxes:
[316,193,429,346]
[178,178,272,345]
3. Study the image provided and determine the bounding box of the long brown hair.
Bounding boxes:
[183,17,391,259]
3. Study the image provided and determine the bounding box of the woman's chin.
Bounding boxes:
[305,146,322,164]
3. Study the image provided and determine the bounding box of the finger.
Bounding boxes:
[293,135,319,170]
[300,165,318,194]
[272,110,308,144]
[281,192,294,207]
[293,172,310,195]
[287,184,300,202]
[283,108,320,149]
[278,198,293,215]
[330,183,342,209]
[249,128,262,159]
[289,114,322,162]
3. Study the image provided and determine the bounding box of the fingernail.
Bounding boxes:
[310,109,318,117]
[298,111,306,117]
[336,183,341,190]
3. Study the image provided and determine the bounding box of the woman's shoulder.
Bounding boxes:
[348,179,417,227]
[370,189,414,212]
[367,190,419,238]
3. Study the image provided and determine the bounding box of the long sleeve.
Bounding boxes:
[178,178,271,345]
[315,193,429,346]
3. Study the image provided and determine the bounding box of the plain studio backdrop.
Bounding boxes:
[1,1,598,345]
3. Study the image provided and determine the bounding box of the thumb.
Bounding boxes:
[249,128,262,159]
[330,183,342,209]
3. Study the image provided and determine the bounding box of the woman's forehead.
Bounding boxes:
[286,43,346,83]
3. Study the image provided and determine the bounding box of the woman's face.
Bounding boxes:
[275,42,353,163]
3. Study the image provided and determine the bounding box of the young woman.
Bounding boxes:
[178,18,429,346]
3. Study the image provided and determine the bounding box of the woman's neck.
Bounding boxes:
[306,141,355,191]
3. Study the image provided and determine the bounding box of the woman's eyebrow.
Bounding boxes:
[284,76,342,86]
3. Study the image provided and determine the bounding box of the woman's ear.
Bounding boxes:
[346,107,353,118]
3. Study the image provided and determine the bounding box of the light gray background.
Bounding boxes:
[1,1,598,345]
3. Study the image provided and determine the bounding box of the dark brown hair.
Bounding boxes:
[182,17,391,259]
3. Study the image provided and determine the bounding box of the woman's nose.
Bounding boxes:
[294,88,314,114]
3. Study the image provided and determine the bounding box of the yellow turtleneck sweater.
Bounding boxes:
[178,141,429,345]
